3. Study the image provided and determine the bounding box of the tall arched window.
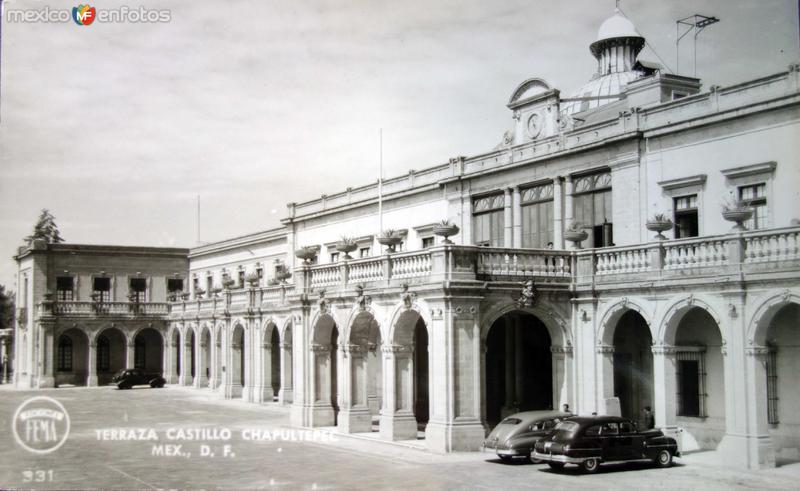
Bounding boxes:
[57,336,73,372]
[97,335,110,372]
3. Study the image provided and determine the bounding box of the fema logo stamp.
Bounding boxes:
[12,396,71,455]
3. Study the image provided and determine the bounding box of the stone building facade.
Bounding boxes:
[14,10,800,469]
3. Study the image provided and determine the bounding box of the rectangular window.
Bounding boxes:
[520,182,554,248]
[167,278,184,293]
[206,275,213,293]
[93,277,111,302]
[192,277,200,295]
[330,252,340,263]
[57,337,72,371]
[739,183,768,229]
[359,247,371,258]
[676,349,706,417]
[238,270,246,288]
[573,171,613,247]
[674,194,699,238]
[129,278,147,302]
[472,194,505,247]
[56,276,74,301]
[767,349,778,424]
[256,266,263,279]
[421,237,435,249]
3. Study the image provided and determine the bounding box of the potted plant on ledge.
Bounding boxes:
[377,229,403,253]
[335,236,358,260]
[245,271,261,287]
[295,245,320,264]
[721,196,754,231]
[646,213,673,240]
[564,221,589,249]
[433,220,459,244]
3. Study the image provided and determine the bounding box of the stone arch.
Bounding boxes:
[133,326,164,374]
[386,297,432,346]
[597,297,653,346]
[658,294,723,346]
[278,318,294,404]
[130,324,166,345]
[747,290,800,346]
[480,299,570,348]
[55,327,89,387]
[95,326,127,385]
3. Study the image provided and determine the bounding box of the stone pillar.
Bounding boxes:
[308,343,335,427]
[379,344,417,441]
[87,341,98,387]
[278,343,293,404]
[366,344,380,415]
[242,324,256,402]
[257,342,273,403]
[194,339,209,388]
[651,345,677,428]
[215,333,223,391]
[39,323,55,388]
[339,344,372,433]
[208,334,217,390]
[564,176,575,250]
[596,344,615,414]
[503,188,513,247]
[179,337,192,386]
[125,340,135,369]
[512,186,522,247]
[2,338,10,384]
[742,346,776,468]
[551,345,573,410]
[553,177,563,248]
[225,329,243,399]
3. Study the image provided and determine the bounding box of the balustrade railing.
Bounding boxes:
[595,245,652,275]
[664,237,728,270]
[744,227,800,264]
[391,252,431,279]
[476,248,571,277]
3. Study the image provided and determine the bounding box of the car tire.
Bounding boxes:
[582,458,599,473]
[547,462,565,470]
[117,383,131,390]
[655,449,673,468]
[529,455,543,464]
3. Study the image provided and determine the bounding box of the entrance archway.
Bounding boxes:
[56,328,89,387]
[672,307,726,450]
[484,311,552,427]
[613,310,654,422]
[133,327,164,374]
[96,328,126,385]
[310,314,339,427]
[339,311,381,433]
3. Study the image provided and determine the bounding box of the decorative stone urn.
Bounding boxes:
[245,271,260,287]
[646,215,673,240]
[335,238,358,260]
[433,221,460,245]
[377,229,403,253]
[295,245,320,264]
[194,288,205,299]
[222,278,236,290]
[722,209,754,231]
[564,227,589,249]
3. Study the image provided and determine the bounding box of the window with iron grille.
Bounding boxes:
[674,194,699,238]
[56,276,74,301]
[97,335,110,372]
[57,336,72,372]
[93,277,111,302]
[739,183,768,230]
[129,278,147,302]
[676,348,707,417]
[767,349,779,424]
[134,336,146,369]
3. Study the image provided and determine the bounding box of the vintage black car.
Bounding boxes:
[532,416,679,473]
[111,369,166,389]
[482,410,573,462]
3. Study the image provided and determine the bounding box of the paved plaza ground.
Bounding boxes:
[0,385,798,490]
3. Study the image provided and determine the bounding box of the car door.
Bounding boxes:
[620,421,645,459]
[600,422,621,460]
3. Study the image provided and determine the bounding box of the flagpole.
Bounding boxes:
[378,128,383,234]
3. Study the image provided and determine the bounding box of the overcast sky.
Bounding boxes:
[0,0,798,291]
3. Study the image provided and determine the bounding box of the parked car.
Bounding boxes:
[532,416,680,473]
[482,410,573,462]
[111,369,166,389]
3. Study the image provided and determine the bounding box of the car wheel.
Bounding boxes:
[529,455,543,464]
[655,449,673,468]
[582,458,599,473]
[117,383,130,390]
[547,462,565,470]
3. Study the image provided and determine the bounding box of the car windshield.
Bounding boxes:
[500,417,522,425]
[552,421,580,439]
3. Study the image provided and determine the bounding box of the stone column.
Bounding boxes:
[179,337,192,386]
[503,188,513,247]
[564,175,575,250]
[39,323,55,388]
[215,333,223,391]
[651,344,677,428]
[596,344,615,414]
[551,345,573,410]
[125,340,135,369]
[2,338,10,384]
[553,177,564,248]
[743,346,776,468]
[194,339,209,388]
[257,342,273,403]
[87,341,98,387]
[225,328,243,399]
[242,324,256,402]
[339,344,371,433]
[308,343,335,427]
[512,186,522,247]
[366,344,380,415]
[278,342,293,404]
[208,334,217,390]
[379,344,417,441]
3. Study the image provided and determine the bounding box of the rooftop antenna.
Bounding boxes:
[676,14,720,77]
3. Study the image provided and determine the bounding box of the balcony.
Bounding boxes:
[36,300,172,319]
[169,284,296,318]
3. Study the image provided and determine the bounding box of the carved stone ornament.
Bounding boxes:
[502,130,514,146]
[514,279,538,308]
[355,285,372,311]
[651,344,677,356]
[318,291,329,315]
[596,344,615,354]
[402,291,417,310]
[526,112,543,140]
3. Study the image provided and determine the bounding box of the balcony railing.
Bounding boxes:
[37,301,171,318]
[167,284,296,317]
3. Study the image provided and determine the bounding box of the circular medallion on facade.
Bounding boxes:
[12,396,71,454]
[526,112,542,139]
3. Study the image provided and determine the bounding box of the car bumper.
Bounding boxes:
[532,451,587,464]
[496,448,526,457]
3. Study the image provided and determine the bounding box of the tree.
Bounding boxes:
[0,285,14,330]
[25,209,64,245]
